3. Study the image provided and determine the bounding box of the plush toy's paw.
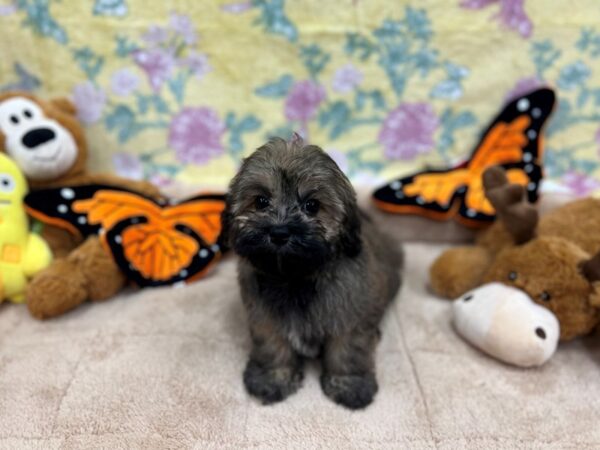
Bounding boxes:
[429,246,492,299]
[320,372,378,410]
[453,283,559,367]
[26,259,87,319]
[243,359,304,404]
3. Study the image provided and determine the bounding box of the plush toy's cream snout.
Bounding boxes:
[453,283,559,367]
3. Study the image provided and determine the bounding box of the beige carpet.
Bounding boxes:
[2,198,600,449]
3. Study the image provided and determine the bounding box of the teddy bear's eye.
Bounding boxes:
[9,115,19,125]
[540,291,551,302]
[462,294,473,302]
[508,271,518,281]
[23,109,33,119]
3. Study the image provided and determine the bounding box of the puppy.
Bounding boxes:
[221,137,402,409]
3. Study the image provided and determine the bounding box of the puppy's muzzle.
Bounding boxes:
[269,225,291,246]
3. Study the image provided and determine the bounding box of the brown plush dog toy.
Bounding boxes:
[0,92,160,318]
[430,166,600,341]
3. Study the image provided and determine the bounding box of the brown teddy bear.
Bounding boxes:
[0,91,160,319]
[430,166,600,341]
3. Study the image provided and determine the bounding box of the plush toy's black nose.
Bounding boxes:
[270,225,291,246]
[22,128,55,149]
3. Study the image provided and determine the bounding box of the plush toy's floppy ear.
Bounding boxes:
[483,166,539,245]
[50,97,77,116]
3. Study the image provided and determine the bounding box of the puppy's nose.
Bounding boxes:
[22,128,55,149]
[270,225,291,246]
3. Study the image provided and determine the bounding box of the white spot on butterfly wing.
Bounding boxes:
[57,204,68,214]
[527,129,537,139]
[114,235,122,244]
[210,244,220,253]
[199,249,209,258]
[523,153,533,163]
[528,182,537,191]
[390,180,402,190]
[466,208,476,217]
[77,216,87,224]
[60,188,75,200]
[179,269,188,278]
[525,164,534,173]
[517,98,530,111]
[395,191,404,199]
[416,196,425,205]
[532,107,542,118]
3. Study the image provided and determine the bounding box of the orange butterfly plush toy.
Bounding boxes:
[25,186,226,287]
[373,88,556,227]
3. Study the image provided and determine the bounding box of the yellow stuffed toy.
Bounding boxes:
[0,153,51,303]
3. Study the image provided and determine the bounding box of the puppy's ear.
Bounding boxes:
[339,204,362,257]
[218,194,234,251]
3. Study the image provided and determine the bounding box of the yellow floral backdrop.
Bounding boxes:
[1,0,600,195]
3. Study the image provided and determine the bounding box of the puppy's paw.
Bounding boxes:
[243,359,303,404]
[320,372,378,410]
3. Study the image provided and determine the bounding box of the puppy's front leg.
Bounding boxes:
[244,321,304,404]
[321,328,379,410]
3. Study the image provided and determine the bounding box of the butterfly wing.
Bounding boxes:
[24,185,143,237]
[104,194,226,287]
[373,88,555,227]
[455,88,554,225]
[372,168,468,220]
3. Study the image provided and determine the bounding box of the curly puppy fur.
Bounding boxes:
[222,138,403,409]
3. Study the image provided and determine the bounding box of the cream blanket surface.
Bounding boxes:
[1,239,599,449]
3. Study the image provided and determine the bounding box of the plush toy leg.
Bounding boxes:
[429,246,493,299]
[26,237,126,319]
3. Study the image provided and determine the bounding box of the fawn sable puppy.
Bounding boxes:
[221,137,403,409]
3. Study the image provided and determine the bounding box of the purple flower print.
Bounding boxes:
[504,77,543,102]
[460,0,496,7]
[142,25,169,46]
[0,4,17,16]
[169,12,197,45]
[113,153,144,180]
[284,80,326,122]
[332,64,363,94]
[179,51,211,79]
[461,0,533,38]
[562,171,600,197]
[149,172,173,188]
[72,82,106,125]
[168,107,225,164]
[326,149,349,173]
[378,103,439,160]
[133,48,175,92]
[221,2,252,13]
[110,68,140,96]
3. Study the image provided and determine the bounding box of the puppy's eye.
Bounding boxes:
[9,115,19,125]
[540,291,551,302]
[303,199,320,215]
[508,271,517,281]
[23,109,33,119]
[255,195,270,210]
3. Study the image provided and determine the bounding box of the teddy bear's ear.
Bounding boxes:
[50,97,77,116]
